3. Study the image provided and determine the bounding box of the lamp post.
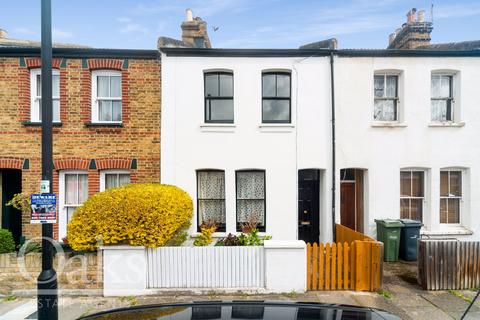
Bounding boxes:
[38,0,58,319]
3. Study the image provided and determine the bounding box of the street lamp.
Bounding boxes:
[38,0,58,319]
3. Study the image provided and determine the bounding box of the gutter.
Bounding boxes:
[0,47,160,59]
[330,51,336,242]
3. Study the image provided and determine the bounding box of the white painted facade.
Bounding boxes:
[160,51,480,242]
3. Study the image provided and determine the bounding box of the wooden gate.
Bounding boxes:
[306,241,382,291]
[418,240,480,290]
[306,224,383,291]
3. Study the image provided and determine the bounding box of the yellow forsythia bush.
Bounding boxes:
[67,184,193,251]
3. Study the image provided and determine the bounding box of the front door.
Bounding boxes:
[1,170,22,246]
[340,182,356,230]
[298,169,320,243]
[340,168,364,232]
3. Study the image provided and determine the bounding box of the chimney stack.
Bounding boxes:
[181,8,212,48]
[387,7,433,49]
[0,29,7,38]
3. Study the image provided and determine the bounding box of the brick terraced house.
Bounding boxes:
[0,32,161,243]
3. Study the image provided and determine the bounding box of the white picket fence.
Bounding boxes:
[146,246,265,288]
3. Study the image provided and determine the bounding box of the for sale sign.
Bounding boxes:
[30,194,57,224]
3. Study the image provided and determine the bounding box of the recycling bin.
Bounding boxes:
[399,219,423,261]
[375,219,403,262]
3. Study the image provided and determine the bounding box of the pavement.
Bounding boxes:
[0,261,479,320]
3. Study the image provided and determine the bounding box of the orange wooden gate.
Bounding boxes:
[306,240,383,291]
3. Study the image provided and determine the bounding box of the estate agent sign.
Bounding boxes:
[30,194,57,224]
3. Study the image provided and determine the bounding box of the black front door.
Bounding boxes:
[1,170,22,246]
[298,169,320,244]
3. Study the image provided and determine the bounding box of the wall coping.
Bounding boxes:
[100,245,146,251]
[264,240,306,249]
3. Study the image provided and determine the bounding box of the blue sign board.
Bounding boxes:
[30,194,57,224]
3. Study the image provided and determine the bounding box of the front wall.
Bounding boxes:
[336,57,480,239]
[0,57,161,239]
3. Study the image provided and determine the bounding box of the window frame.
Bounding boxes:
[196,169,226,232]
[91,70,122,124]
[58,170,88,240]
[400,170,425,221]
[235,169,266,232]
[439,170,463,225]
[431,74,454,122]
[203,72,234,124]
[30,68,61,123]
[373,73,399,122]
[100,170,131,191]
[261,72,292,124]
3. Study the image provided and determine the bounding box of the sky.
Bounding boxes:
[1,0,480,49]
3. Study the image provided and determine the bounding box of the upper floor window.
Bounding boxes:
[236,170,266,231]
[440,170,462,224]
[100,170,130,191]
[204,72,233,123]
[30,69,60,123]
[374,74,398,121]
[431,74,453,122]
[262,72,291,123]
[400,170,424,221]
[92,70,122,123]
[197,170,226,231]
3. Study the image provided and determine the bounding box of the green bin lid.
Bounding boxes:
[399,219,423,227]
[374,219,403,228]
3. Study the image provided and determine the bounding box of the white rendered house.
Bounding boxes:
[159,9,480,242]
[160,46,480,243]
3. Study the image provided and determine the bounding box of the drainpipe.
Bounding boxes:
[330,51,336,242]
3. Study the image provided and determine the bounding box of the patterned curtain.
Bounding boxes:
[236,171,265,225]
[197,171,225,224]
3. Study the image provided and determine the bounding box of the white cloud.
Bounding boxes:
[120,23,149,34]
[116,17,132,23]
[117,17,149,35]
[52,28,73,39]
[14,27,35,35]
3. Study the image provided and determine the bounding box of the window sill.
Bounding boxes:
[370,121,407,128]
[22,121,62,127]
[258,124,295,132]
[191,231,268,238]
[200,123,236,132]
[421,227,473,236]
[85,122,123,128]
[428,121,465,127]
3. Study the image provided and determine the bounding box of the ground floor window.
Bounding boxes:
[197,170,226,231]
[59,171,88,240]
[236,170,265,231]
[400,170,424,221]
[440,170,462,224]
[100,170,130,191]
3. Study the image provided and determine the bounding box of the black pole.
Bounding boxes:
[330,51,336,242]
[38,0,58,319]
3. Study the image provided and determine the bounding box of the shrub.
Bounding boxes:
[0,229,16,253]
[215,233,240,246]
[20,241,42,254]
[67,184,193,251]
[6,193,31,215]
[238,229,271,246]
[194,220,217,246]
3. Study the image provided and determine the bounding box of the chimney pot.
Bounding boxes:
[186,8,193,22]
[418,10,425,22]
[0,29,7,38]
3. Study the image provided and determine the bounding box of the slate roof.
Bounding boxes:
[0,37,89,48]
[157,36,192,48]
[418,40,480,51]
[299,38,338,50]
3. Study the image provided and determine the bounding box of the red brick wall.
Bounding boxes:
[0,56,161,240]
